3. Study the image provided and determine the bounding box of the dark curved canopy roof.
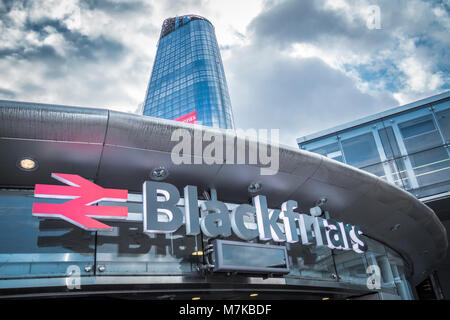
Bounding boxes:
[0,99,447,284]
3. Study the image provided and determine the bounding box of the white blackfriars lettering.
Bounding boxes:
[143,181,367,254]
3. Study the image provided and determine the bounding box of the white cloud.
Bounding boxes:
[394,56,445,104]
[0,0,447,146]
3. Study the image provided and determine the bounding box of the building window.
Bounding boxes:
[341,133,381,168]
[398,115,442,154]
[310,142,344,163]
[436,108,450,143]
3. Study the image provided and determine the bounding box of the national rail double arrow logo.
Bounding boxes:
[32,173,128,231]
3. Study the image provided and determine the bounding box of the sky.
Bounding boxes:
[0,0,449,146]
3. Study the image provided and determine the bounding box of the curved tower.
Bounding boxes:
[142,15,235,129]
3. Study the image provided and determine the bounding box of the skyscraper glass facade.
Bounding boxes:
[142,15,235,129]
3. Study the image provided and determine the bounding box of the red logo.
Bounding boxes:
[32,173,128,231]
[174,110,197,124]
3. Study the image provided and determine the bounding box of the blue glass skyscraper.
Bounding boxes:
[142,15,235,129]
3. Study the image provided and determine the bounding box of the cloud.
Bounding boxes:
[0,0,447,147]
[248,0,388,53]
[0,0,155,111]
[226,44,397,146]
[219,0,449,145]
[1,16,125,64]
[245,0,449,104]
[80,0,148,15]
[0,87,16,99]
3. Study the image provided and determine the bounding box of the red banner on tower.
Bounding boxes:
[174,110,197,124]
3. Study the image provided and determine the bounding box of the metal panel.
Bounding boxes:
[0,138,103,187]
[0,100,108,143]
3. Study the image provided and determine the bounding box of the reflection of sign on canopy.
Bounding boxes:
[174,110,197,124]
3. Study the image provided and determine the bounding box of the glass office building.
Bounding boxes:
[142,15,235,129]
[297,91,450,299]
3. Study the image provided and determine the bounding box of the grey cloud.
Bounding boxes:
[248,0,390,52]
[0,0,150,16]
[0,3,127,65]
[0,22,126,84]
[26,18,126,61]
[249,0,449,55]
[0,0,447,139]
[226,45,397,146]
[0,0,24,13]
[243,0,449,106]
[0,87,16,99]
[249,0,349,43]
[0,0,155,107]
[80,0,151,16]
[0,44,63,64]
[0,0,23,27]
[160,0,210,17]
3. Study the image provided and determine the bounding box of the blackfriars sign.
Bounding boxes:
[33,173,368,254]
